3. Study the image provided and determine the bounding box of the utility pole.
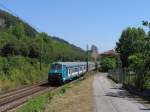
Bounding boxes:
[40,37,43,70]
[86,44,89,72]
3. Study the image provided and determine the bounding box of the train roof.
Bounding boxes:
[52,62,94,67]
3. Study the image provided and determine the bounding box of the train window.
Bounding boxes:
[75,68,78,72]
[72,68,74,73]
[69,69,71,74]
[69,68,73,74]
[51,64,62,70]
[80,67,82,70]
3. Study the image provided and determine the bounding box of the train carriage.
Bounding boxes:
[48,62,95,84]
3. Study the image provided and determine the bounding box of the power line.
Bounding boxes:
[0,1,41,32]
[0,1,18,17]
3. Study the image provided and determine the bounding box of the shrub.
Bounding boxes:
[100,56,117,72]
[0,56,48,91]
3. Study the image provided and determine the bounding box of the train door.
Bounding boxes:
[68,67,72,77]
[61,65,68,81]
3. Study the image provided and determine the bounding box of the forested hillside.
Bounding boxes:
[0,9,87,91]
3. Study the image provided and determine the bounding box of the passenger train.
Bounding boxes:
[48,62,96,84]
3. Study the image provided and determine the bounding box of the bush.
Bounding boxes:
[0,56,48,91]
[100,56,117,72]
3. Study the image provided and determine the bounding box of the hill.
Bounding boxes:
[0,9,87,91]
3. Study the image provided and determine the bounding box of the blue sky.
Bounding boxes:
[0,0,149,52]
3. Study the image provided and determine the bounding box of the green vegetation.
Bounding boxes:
[17,72,93,112]
[116,27,146,67]
[100,55,118,72]
[0,9,87,91]
[0,56,48,91]
[17,81,76,112]
[17,92,51,112]
[115,26,150,90]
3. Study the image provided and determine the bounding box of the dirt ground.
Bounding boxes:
[45,75,94,112]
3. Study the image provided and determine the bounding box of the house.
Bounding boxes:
[100,49,119,57]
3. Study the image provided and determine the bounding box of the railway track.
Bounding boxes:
[0,81,54,112]
[0,72,93,112]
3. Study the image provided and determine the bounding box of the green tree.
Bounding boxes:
[116,27,146,67]
[128,54,145,89]
[11,23,25,40]
[100,56,118,72]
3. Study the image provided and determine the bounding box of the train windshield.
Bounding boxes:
[51,64,62,70]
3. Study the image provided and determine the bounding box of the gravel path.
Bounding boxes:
[93,73,150,112]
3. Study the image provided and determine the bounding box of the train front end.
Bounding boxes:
[48,63,63,85]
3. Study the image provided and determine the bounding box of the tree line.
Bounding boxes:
[99,22,150,90]
[0,22,86,62]
[115,22,150,90]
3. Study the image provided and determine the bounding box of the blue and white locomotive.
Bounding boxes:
[48,62,95,84]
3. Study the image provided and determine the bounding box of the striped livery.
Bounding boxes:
[48,62,95,84]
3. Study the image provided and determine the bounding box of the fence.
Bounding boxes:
[108,68,139,86]
[108,68,150,98]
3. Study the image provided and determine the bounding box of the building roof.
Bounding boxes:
[100,49,119,56]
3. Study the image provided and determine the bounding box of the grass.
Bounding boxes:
[16,82,75,112]
[17,93,49,112]
[45,74,94,112]
[0,56,48,92]
[16,72,94,112]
